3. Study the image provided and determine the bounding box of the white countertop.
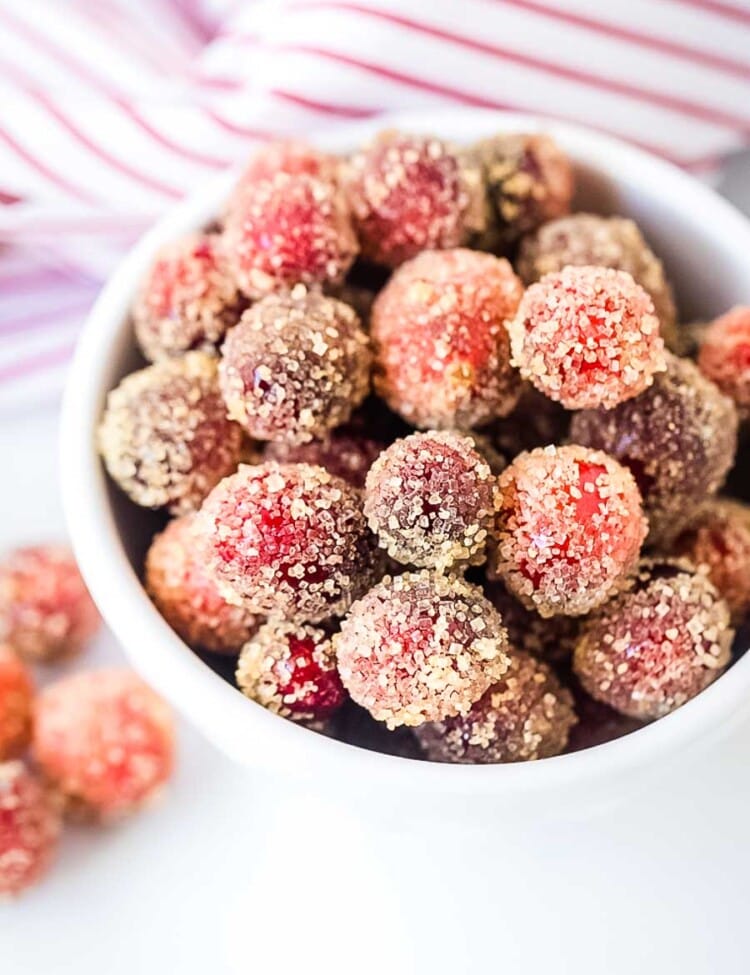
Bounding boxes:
[3,406,750,975]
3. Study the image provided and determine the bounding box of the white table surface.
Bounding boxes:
[3,405,750,975]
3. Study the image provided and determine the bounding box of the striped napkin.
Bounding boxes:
[1,0,749,409]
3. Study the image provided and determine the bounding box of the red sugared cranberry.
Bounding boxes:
[0,761,61,896]
[0,645,33,759]
[236,620,346,721]
[0,545,100,663]
[491,445,647,617]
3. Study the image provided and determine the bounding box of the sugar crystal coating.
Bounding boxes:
[219,289,371,445]
[133,233,244,361]
[371,248,523,429]
[671,499,750,623]
[698,306,750,419]
[491,444,647,617]
[0,645,33,759]
[571,353,738,545]
[364,430,499,570]
[469,133,573,249]
[33,670,175,818]
[196,463,382,622]
[0,761,61,896]
[98,351,243,515]
[484,580,580,664]
[509,265,666,410]
[145,514,260,654]
[223,169,358,298]
[415,650,576,763]
[263,428,384,489]
[341,130,485,268]
[236,620,346,721]
[0,545,100,663]
[573,560,732,720]
[230,141,340,203]
[335,571,510,728]
[517,213,677,345]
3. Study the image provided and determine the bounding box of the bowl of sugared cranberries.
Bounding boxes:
[61,109,750,811]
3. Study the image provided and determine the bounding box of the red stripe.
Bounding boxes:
[673,0,750,25]
[0,340,76,385]
[35,93,183,200]
[0,190,22,205]
[114,99,229,169]
[203,109,275,141]
[270,88,379,118]
[286,2,750,133]
[266,42,702,165]
[492,0,750,80]
[0,125,94,202]
[0,6,123,97]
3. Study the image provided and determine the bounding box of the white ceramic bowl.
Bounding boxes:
[61,108,750,813]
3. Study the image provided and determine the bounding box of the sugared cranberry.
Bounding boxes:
[0,761,61,896]
[509,265,666,409]
[98,352,243,515]
[491,445,647,617]
[33,670,175,819]
[196,463,382,623]
[0,545,100,663]
[573,560,732,720]
[236,620,346,721]
[371,248,523,429]
[335,570,509,728]
[0,645,33,759]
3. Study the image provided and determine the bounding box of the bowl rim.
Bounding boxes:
[61,107,750,797]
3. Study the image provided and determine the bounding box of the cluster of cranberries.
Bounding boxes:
[0,545,174,897]
[96,129,747,776]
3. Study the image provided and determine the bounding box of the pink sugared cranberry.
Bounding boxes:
[0,545,100,663]
[509,265,666,409]
[33,670,175,819]
[0,761,61,896]
[492,445,647,617]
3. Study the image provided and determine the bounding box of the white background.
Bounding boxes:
[2,406,750,975]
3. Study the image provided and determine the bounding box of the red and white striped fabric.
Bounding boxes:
[2,0,749,409]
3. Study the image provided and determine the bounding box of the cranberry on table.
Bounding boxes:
[468,132,574,249]
[415,650,577,763]
[341,130,486,268]
[0,761,61,896]
[236,620,346,722]
[33,670,175,819]
[491,444,647,618]
[145,514,261,655]
[133,232,244,362]
[571,353,738,545]
[98,351,243,515]
[698,306,750,418]
[509,264,666,410]
[196,463,382,623]
[364,430,499,570]
[219,289,371,445]
[223,168,358,298]
[0,645,33,759]
[671,499,750,624]
[517,213,677,347]
[573,560,733,721]
[335,570,510,729]
[0,545,100,663]
[371,248,523,429]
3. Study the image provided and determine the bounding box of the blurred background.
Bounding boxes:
[2,1,750,973]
